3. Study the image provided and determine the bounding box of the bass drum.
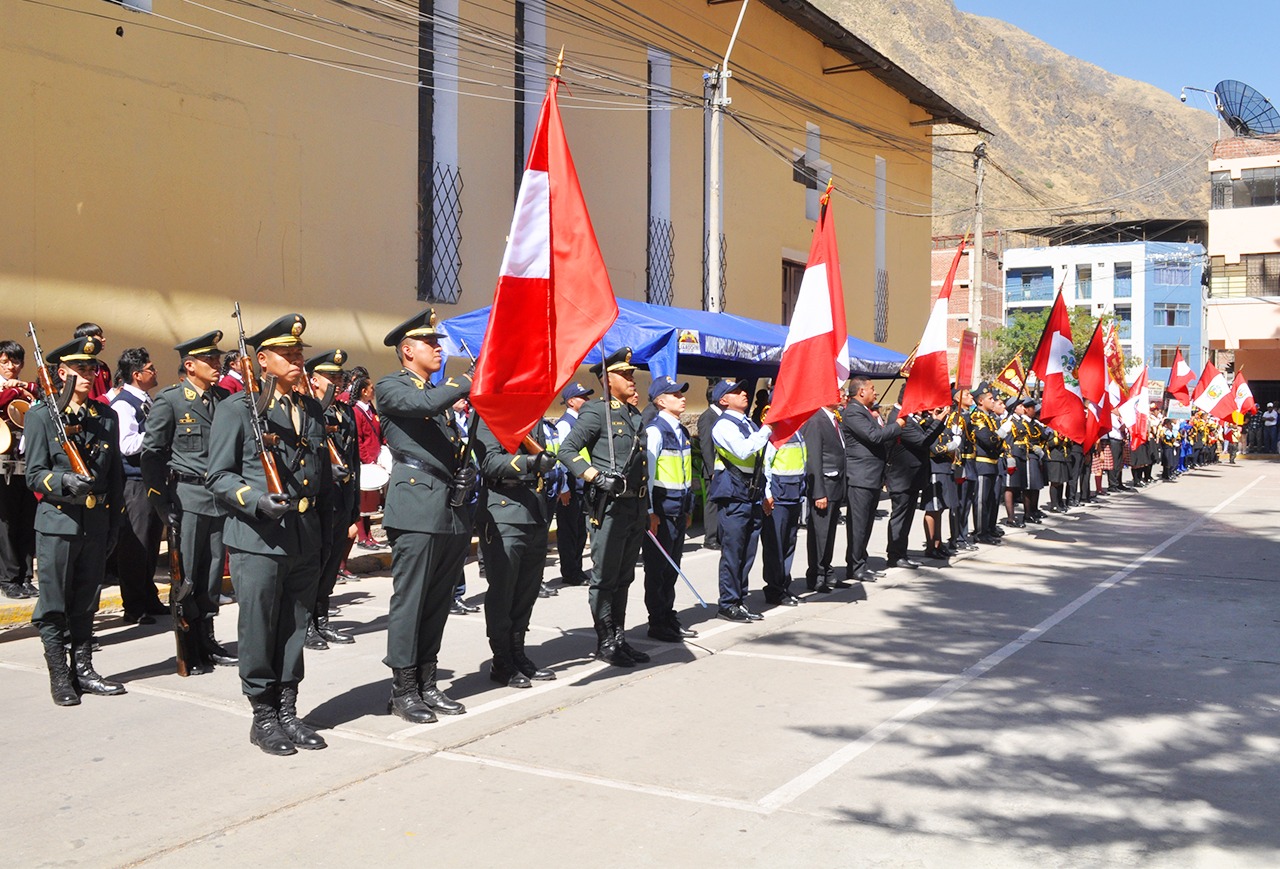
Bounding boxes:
[7,398,29,431]
[0,418,10,456]
[360,461,390,492]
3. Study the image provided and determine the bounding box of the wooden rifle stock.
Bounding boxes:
[28,323,92,478]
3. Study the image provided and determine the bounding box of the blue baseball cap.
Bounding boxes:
[711,378,748,404]
[648,375,689,402]
[561,383,593,404]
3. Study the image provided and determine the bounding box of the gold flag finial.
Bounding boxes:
[819,177,834,207]
[554,46,565,78]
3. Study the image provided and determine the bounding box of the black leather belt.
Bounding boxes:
[489,478,537,489]
[389,450,452,484]
[172,472,205,485]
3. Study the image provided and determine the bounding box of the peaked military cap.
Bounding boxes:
[246,314,308,349]
[972,381,997,400]
[561,382,593,403]
[305,349,347,374]
[384,309,440,347]
[1022,397,1037,408]
[648,375,689,402]
[48,336,103,365]
[711,378,748,404]
[589,347,635,378]
[175,331,224,358]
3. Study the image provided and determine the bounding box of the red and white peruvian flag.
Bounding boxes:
[1030,291,1086,443]
[1075,321,1109,450]
[766,186,848,445]
[1118,366,1150,450]
[900,237,966,415]
[1191,360,1235,420]
[1167,348,1194,403]
[1232,370,1257,415]
[470,76,619,453]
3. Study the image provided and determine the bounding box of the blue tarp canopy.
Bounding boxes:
[439,298,905,380]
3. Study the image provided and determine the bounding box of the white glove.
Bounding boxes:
[947,435,962,452]
[997,419,1014,437]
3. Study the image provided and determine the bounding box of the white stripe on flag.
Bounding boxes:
[499,169,550,279]
[782,264,834,350]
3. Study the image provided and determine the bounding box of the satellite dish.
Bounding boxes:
[1214,80,1280,136]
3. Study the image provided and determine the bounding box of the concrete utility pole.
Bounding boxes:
[705,0,749,313]
[969,142,987,376]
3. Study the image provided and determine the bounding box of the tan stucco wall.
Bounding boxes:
[3,0,936,385]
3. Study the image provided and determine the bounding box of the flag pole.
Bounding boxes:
[646,530,709,608]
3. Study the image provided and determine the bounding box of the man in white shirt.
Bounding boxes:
[1264,403,1278,453]
[109,347,167,623]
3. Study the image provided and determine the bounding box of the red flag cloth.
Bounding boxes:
[766,194,848,445]
[1118,366,1150,450]
[1233,370,1257,415]
[1191,360,1235,420]
[1167,348,1193,402]
[900,238,966,416]
[1102,322,1129,407]
[469,78,619,453]
[1029,292,1086,443]
[1076,321,1108,410]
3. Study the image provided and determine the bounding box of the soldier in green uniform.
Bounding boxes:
[141,331,236,673]
[472,418,559,688]
[304,349,360,650]
[557,347,652,668]
[376,310,474,724]
[207,313,331,756]
[26,334,126,706]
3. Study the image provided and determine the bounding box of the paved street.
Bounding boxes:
[3,464,1279,868]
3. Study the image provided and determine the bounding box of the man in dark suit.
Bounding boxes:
[802,394,847,592]
[695,380,723,550]
[885,407,948,568]
[841,375,902,582]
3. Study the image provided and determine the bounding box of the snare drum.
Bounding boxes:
[360,462,389,492]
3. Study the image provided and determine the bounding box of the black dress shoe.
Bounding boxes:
[923,546,945,560]
[717,606,749,622]
[122,612,156,625]
[765,594,801,607]
[889,557,921,569]
[832,579,853,589]
[647,625,686,642]
[742,608,764,621]
[676,625,698,638]
[20,580,38,597]
[1,581,32,600]
[559,575,588,587]
[814,582,833,593]
[144,600,171,616]
[1025,514,1042,525]
[854,568,885,582]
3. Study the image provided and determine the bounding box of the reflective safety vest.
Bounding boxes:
[650,419,692,492]
[714,414,758,474]
[709,413,762,502]
[766,434,807,503]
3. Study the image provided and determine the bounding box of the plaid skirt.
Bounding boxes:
[1091,444,1114,473]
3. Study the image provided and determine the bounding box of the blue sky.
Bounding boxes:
[954,1,1279,116]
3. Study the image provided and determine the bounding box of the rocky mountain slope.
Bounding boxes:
[818,0,1220,236]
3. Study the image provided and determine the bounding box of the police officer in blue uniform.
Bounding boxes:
[141,331,237,672]
[708,378,773,621]
[761,422,807,607]
[376,310,474,723]
[557,348,652,667]
[641,375,697,642]
[26,335,126,706]
[207,313,331,756]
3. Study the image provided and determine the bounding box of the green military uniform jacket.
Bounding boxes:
[323,398,361,530]
[140,379,229,517]
[374,368,473,535]
[473,419,551,527]
[206,388,331,556]
[24,398,125,536]
[558,396,648,494]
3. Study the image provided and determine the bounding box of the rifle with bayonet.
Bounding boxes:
[231,303,288,509]
[166,507,206,676]
[303,374,351,481]
[26,322,93,484]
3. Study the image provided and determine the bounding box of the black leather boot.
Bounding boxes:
[512,632,554,681]
[316,614,355,645]
[249,692,297,756]
[613,625,650,664]
[202,619,237,666]
[418,664,466,715]
[304,619,329,651]
[387,667,436,724]
[42,637,80,706]
[72,645,126,696]
[278,685,327,750]
[594,621,633,668]
[489,645,532,689]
